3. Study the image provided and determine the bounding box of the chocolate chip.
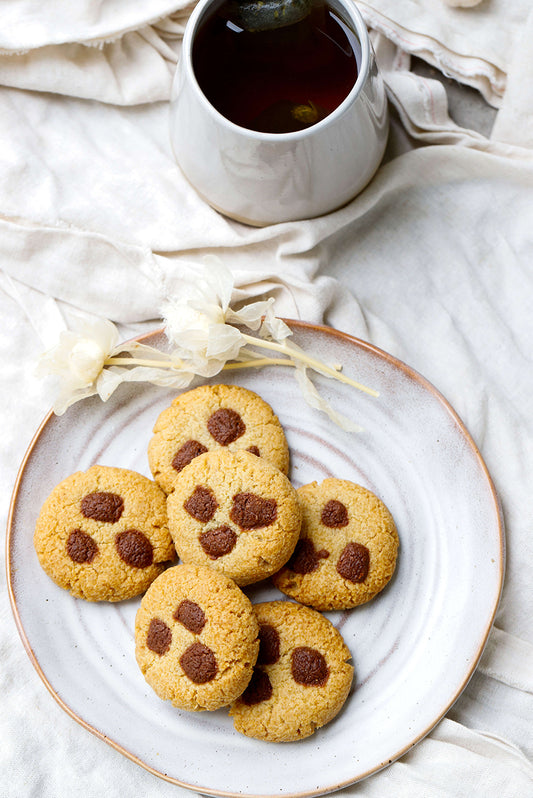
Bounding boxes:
[115,529,153,568]
[207,408,245,445]
[291,647,329,686]
[66,529,98,563]
[184,486,218,522]
[258,624,280,665]
[321,499,349,528]
[172,440,208,472]
[336,542,370,582]
[287,539,329,574]
[199,525,237,559]
[173,600,206,634]
[146,618,172,655]
[180,642,218,684]
[230,493,277,529]
[81,492,124,523]
[247,446,260,457]
[240,668,273,705]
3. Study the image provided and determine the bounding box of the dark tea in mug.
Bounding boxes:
[192,0,359,134]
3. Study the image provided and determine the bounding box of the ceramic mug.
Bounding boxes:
[169,0,389,226]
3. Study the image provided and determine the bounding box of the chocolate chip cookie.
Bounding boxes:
[272,479,399,610]
[135,563,259,711]
[148,384,290,494]
[230,600,353,741]
[166,449,302,586]
[34,465,175,601]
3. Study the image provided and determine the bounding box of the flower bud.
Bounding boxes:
[68,339,106,384]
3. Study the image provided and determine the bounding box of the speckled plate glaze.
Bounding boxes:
[7,322,504,797]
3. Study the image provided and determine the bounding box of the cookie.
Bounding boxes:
[135,563,259,711]
[34,465,175,601]
[230,601,353,742]
[148,384,290,494]
[166,449,302,586]
[272,479,398,610]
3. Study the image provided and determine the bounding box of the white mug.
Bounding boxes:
[169,0,389,226]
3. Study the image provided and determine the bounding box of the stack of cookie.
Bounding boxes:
[34,383,399,742]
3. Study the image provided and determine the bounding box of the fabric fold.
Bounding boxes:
[0,31,178,105]
[479,627,533,694]
[357,0,530,107]
[491,9,533,148]
[0,0,192,52]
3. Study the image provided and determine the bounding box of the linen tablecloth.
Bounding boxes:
[2,1,532,796]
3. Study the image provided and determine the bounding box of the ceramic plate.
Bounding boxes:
[7,322,504,797]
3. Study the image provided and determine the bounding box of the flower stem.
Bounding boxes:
[105,336,378,397]
[224,357,294,370]
[105,356,184,369]
[240,334,379,397]
[104,354,291,371]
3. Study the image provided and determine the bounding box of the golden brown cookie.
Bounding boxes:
[230,601,353,742]
[166,449,302,586]
[148,384,290,494]
[34,465,175,601]
[272,479,398,610]
[135,563,259,711]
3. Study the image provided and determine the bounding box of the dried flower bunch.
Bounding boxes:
[38,258,377,431]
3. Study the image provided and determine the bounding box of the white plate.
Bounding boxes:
[7,322,504,797]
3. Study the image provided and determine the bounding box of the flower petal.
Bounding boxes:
[205,323,244,360]
[96,366,196,401]
[293,363,363,433]
[53,385,99,415]
[81,317,120,354]
[163,303,209,346]
[201,255,235,311]
[260,307,292,342]
[36,330,83,376]
[226,299,273,330]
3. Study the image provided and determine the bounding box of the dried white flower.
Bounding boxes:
[38,317,117,383]
[37,317,196,414]
[161,256,286,376]
[37,257,378,428]
[37,317,120,414]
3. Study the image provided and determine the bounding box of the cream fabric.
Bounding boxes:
[1,2,532,797]
[0,1,190,50]
[357,0,531,107]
